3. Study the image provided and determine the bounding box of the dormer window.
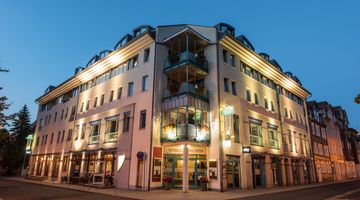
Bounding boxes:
[99,50,112,59]
[215,23,235,36]
[132,25,154,38]
[114,34,133,50]
[86,55,99,68]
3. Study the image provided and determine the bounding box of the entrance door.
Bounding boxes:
[252,157,266,188]
[226,155,241,189]
[163,154,206,189]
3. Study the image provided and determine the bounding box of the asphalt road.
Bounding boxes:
[0,178,136,200]
[0,178,360,200]
[231,180,360,200]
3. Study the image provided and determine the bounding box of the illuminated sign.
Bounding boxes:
[221,106,234,116]
[243,146,251,153]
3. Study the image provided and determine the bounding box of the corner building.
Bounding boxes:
[29,23,314,191]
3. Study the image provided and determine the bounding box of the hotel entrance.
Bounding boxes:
[163,146,207,189]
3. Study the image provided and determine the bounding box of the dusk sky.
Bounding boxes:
[0,0,359,130]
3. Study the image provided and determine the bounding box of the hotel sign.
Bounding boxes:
[164,146,206,155]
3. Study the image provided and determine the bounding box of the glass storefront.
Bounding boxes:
[164,153,206,189]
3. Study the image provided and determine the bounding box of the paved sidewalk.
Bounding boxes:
[4,177,360,200]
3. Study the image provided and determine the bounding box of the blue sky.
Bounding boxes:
[0,0,359,130]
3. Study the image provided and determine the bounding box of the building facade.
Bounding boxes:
[307,101,333,182]
[29,23,315,191]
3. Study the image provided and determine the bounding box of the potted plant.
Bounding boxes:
[199,176,209,191]
[163,175,173,190]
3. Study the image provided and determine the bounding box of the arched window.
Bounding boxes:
[99,50,112,59]
[114,34,133,50]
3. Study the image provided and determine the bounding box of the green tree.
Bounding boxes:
[8,105,32,171]
[355,94,360,104]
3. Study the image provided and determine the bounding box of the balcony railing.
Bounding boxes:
[164,51,209,73]
[163,83,209,101]
[104,132,118,143]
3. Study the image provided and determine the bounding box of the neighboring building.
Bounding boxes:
[354,134,360,176]
[333,107,357,179]
[307,101,333,182]
[29,23,314,192]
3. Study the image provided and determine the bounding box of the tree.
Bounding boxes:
[355,94,360,104]
[0,66,10,127]
[8,105,32,171]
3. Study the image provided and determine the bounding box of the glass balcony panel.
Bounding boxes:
[164,51,208,73]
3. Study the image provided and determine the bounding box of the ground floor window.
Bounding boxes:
[226,155,241,189]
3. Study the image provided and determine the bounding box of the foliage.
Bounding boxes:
[355,94,360,104]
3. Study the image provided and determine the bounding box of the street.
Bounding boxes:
[0,178,135,200]
[0,178,360,200]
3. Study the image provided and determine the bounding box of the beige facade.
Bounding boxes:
[29,23,314,192]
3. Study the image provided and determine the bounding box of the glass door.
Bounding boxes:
[226,155,241,189]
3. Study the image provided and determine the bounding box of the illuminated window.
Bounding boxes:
[250,123,262,146]
[268,128,279,149]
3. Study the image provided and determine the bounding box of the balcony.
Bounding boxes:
[163,82,209,102]
[164,51,209,73]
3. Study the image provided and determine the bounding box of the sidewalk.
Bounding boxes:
[5,177,360,200]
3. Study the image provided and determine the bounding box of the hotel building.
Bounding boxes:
[29,23,314,191]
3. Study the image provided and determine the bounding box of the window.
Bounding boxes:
[62,156,69,171]
[288,130,293,152]
[132,55,138,68]
[61,130,65,142]
[54,112,57,122]
[44,134,47,145]
[269,128,279,149]
[233,114,240,143]
[93,97,98,108]
[50,133,54,144]
[117,87,122,100]
[318,143,324,155]
[61,109,64,119]
[69,105,76,121]
[285,108,288,118]
[290,110,293,119]
[57,131,60,143]
[254,93,259,105]
[142,75,149,91]
[264,98,269,110]
[230,54,235,66]
[324,145,329,156]
[223,50,228,63]
[144,48,150,62]
[80,124,86,139]
[89,124,100,144]
[105,119,119,142]
[80,103,84,113]
[231,81,237,95]
[66,129,73,141]
[109,90,114,102]
[64,108,68,118]
[313,142,318,154]
[123,112,130,132]
[86,100,90,111]
[140,110,146,129]
[128,82,134,97]
[250,123,262,146]
[246,89,251,102]
[224,78,229,92]
[271,101,275,112]
[100,94,105,106]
